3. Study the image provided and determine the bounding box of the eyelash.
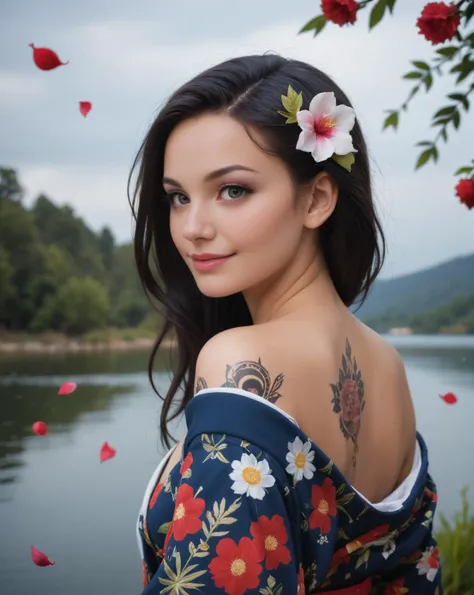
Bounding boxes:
[163,184,253,208]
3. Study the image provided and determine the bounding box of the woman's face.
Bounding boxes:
[163,112,314,299]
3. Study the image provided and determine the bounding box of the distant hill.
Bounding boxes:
[354,253,474,321]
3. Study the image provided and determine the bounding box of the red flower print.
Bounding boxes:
[321,0,358,26]
[297,564,305,594]
[416,2,460,45]
[148,481,164,509]
[455,179,474,209]
[209,536,263,595]
[79,101,92,118]
[386,577,409,595]
[250,514,291,570]
[309,477,336,533]
[142,560,149,588]
[180,452,193,475]
[171,483,205,541]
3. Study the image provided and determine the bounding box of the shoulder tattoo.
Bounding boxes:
[195,357,284,404]
[330,338,366,467]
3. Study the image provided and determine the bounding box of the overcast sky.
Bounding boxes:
[1,0,472,279]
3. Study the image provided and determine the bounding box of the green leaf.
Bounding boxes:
[278,84,303,124]
[423,73,433,91]
[448,93,469,110]
[441,128,448,142]
[432,145,439,163]
[452,110,460,129]
[415,141,433,147]
[456,62,474,83]
[383,111,398,130]
[415,148,434,170]
[436,46,458,58]
[433,105,456,118]
[332,152,355,172]
[412,60,430,71]
[369,0,387,29]
[386,0,396,13]
[299,15,327,36]
[403,71,423,79]
[464,2,474,21]
[455,166,474,175]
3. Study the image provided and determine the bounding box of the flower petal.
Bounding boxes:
[332,131,356,155]
[296,129,317,152]
[309,92,336,118]
[296,110,314,130]
[312,137,335,162]
[331,104,356,132]
[58,382,77,395]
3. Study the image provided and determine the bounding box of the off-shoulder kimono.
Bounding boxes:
[136,388,441,594]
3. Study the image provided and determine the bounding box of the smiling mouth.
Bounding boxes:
[191,254,235,271]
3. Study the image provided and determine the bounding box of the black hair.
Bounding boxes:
[128,54,386,448]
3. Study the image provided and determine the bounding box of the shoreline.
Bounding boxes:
[0,336,177,355]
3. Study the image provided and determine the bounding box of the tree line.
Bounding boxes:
[365,294,474,334]
[0,167,152,336]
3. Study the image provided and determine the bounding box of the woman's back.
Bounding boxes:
[252,309,418,505]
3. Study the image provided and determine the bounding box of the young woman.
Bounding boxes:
[131,54,441,594]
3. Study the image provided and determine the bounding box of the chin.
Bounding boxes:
[194,277,245,299]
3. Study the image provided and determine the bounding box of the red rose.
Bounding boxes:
[340,378,361,437]
[455,177,474,209]
[416,2,460,45]
[321,0,358,26]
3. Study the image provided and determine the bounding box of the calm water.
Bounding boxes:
[0,335,473,595]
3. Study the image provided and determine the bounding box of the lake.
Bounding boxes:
[1,334,473,595]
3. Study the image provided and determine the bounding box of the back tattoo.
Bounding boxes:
[330,338,365,467]
[195,358,284,404]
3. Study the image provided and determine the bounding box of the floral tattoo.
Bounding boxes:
[195,358,284,404]
[330,338,365,467]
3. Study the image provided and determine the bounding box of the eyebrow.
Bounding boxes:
[162,165,258,189]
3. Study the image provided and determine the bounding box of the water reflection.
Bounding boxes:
[0,383,133,495]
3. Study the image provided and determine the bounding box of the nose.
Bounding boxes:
[181,201,215,243]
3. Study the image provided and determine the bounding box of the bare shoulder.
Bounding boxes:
[194,323,332,421]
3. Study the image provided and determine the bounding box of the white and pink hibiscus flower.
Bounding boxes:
[296,92,357,163]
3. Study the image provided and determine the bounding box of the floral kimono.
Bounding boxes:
[136,388,441,594]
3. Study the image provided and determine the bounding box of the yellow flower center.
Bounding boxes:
[174,503,185,520]
[242,466,261,485]
[264,535,278,551]
[318,499,329,515]
[295,452,306,469]
[230,558,246,576]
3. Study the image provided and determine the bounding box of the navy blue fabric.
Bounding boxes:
[138,391,442,594]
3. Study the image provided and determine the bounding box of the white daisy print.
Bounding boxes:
[229,453,275,500]
[285,436,316,482]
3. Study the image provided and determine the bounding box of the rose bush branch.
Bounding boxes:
[299,0,474,210]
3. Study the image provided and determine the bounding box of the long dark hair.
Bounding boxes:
[128,54,386,449]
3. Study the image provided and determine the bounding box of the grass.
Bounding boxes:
[437,487,474,594]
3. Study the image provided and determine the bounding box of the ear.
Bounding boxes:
[302,171,338,230]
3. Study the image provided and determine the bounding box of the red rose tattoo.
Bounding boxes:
[330,339,365,466]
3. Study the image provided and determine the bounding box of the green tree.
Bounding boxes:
[53,276,110,335]
[0,166,23,203]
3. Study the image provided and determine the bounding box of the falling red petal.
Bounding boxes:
[58,382,77,395]
[32,421,48,436]
[29,43,69,71]
[31,545,55,567]
[440,392,458,405]
[79,101,92,117]
[100,442,116,463]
